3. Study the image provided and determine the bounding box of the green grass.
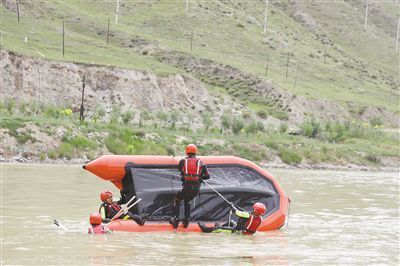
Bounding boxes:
[1,1,398,112]
[1,106,398,166]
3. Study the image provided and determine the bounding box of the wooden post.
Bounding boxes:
[79,76,86,123]
[396,17,400,52]
[185,0,189,12]
[16,1,20,23]
[285,51,290,79]
[62,21,65,58]
[364,0,368,30]
[107,18,110,46]
[190,32,193,51]
[265,62,269,77]
[115,0,120,24]
[263,0,269,33]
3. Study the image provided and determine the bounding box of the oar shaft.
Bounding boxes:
[203,180,231,205]
[107,198,142,224]
[109,195,136,222]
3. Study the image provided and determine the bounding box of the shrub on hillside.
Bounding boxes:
[68,136,97,149]
[278,147,302,165]
[202,112,213,132]
[232,117,245,135]
[4,97,16,115]
[105,136,128,154]
[110,105,121,124]
[300,119,320,138]
[279,123,288,134]
[122,110,134,124]
[256,110,267,119]
[221,112,232,132]
[369,116,383,127]
[245,120,264,135]
[58,143,74,159]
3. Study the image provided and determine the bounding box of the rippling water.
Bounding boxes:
[1,164,399,265]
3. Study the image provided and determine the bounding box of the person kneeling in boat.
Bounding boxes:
[88,213,111,234]
[99,190,145,225]
[170,144,210,228]
[198,202,267,235]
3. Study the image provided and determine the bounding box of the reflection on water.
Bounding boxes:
[1,164,399,265]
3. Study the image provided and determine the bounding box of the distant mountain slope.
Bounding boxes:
[1,0,399,116]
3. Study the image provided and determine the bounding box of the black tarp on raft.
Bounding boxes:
[123,165,280,221]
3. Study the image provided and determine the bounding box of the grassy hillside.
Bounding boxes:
[1,0,399,113]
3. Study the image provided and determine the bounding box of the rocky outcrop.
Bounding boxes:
[0,50,211,119]
[1,49,398,126]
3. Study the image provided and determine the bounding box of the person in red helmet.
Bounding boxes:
[170,144,210,229]
[99,190,145,225]
[198,202,267,235]
[88,213,111,234]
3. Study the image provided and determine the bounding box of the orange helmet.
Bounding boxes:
[100,190,113,202]
[89,213,102,225]
[186,144,198,155]
[253,202,266,216]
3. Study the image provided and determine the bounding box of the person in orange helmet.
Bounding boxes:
[99,190,145,225]
[198,202,267,235]
[170,144,210,228]
[88,213,111,234]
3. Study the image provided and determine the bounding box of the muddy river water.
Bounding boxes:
[1,164,399,265]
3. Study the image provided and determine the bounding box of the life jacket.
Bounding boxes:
[101,202,122,219]
[242,214,263,235]
[182,157,202,183]
[88,225,106,234]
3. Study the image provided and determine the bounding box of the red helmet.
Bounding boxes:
[186,144,198,155]
[100,190,113,202]
[253,202,266,216]
[89,213,102,225]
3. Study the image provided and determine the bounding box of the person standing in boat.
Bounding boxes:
[88,213,112,234]
[197,202,266,235]
[170,144,210,228]
[99,190,145,225]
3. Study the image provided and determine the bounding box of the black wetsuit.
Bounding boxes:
[171,155,210,227]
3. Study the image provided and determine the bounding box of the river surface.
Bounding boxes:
[1,164,399,265]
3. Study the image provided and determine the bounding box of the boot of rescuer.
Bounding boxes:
[169,217,179,228]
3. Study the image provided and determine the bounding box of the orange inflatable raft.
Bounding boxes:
[83,155,290,232]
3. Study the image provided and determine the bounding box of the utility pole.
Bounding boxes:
[185,0,189,12]
[265,62,269,77]
[79,76,86,123]
[115,0,120,24]
[62,21,65,58]
[107,18,110,46]
[263,0,269,33]
[16,0,20,23]
[396,17,400,52]
[364,0,368,30]
[286,51,290,79]
[190,32,193,51]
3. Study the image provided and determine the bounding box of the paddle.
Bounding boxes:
[108,195,136,221]
[106,198,142,225]
[53,219,69,231]
[202,180,236,210]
